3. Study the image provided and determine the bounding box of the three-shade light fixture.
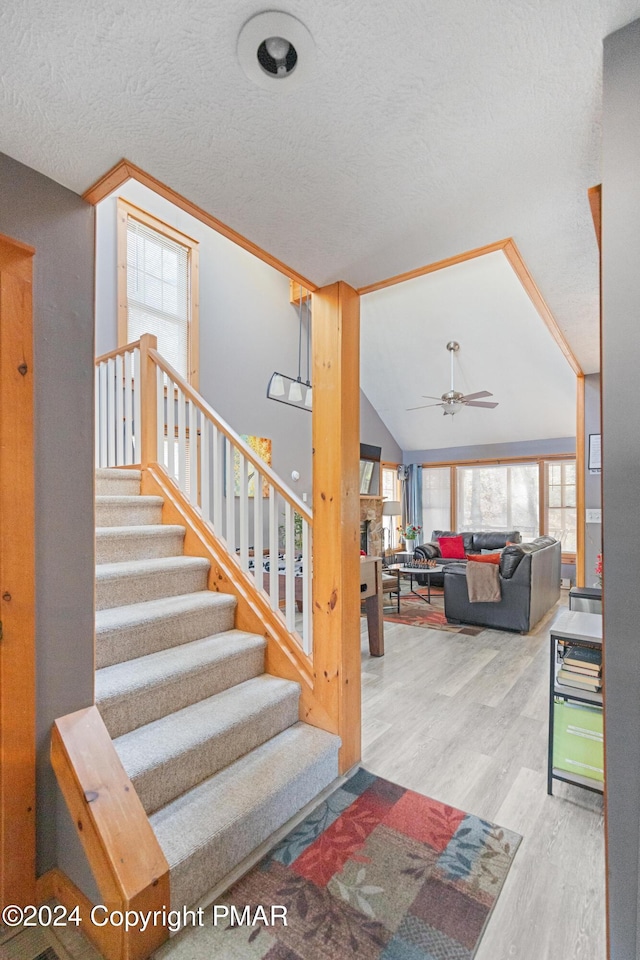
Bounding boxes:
[267,289,312,411]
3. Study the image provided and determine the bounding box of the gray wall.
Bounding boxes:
[361,389,402,462]
[0,152,96,887]
[602,19,640,958]
[584,373,602,586]
[405,436,576,464]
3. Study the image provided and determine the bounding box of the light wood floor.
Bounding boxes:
[1,595,604,960]
[361,592,605,960]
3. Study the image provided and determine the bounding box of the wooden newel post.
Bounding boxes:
[139,333,158,467]
[312,281,361,774]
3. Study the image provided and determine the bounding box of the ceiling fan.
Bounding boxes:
[407,341,499,416]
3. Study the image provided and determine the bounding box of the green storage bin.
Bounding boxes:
[553,699,604,782]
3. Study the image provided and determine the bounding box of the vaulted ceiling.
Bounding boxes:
[2,0,638,382]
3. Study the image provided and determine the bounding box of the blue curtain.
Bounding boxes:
[403,463,423,545]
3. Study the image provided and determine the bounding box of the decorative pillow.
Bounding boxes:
[466,552,501,564]
[438,535,465,559]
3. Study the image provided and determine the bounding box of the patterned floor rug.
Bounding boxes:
[383,593,483,635]
[202,769,521,959]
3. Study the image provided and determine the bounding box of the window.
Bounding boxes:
[457,463,540,540]
[118,200,199,385]
[417,455,577,558]
[546,460,577,553]
[422,467,451,538]
[381,465,401,549]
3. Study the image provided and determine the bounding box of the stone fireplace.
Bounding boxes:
[360,497,383,557]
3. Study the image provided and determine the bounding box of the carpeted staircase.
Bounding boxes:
[94,467,340,911]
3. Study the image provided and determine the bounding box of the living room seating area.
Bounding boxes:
[409,530,561,632]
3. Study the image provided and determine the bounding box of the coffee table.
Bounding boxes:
[388,563,446,611]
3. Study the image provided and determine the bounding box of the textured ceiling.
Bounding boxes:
[360,251,577,451]
[1,0,639,373]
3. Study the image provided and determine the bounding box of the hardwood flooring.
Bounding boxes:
[361,593,605,960]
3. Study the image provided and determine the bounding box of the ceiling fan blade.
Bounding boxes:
[420,395,445,401]
[461,390,492,401]
[465,400,499,408]
[406,402,444,411]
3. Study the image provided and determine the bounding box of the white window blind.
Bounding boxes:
[546,460,577,552]
[126,218,190,378]
[457,463,539,540]
[422,467,451,538]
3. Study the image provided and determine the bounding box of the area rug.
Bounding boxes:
[384,594,484,636]
[206,768,521,959]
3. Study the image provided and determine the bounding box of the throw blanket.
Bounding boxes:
[467,561,501,602]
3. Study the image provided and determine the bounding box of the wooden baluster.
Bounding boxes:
[253,474,263,590]
[225,438,235,552]
[106,357,115,467]
[285,503,295,632]
[212,426,223,533]
[138,333,158,467]
[124,350,133,465]
[269,486,278,611]
[115,353,124,465]
[166,378,175,481]
[302,519,312,654]
[239,456,249,571]
[177,391,187,493]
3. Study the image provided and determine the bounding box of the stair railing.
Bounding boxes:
[95,334,313,654]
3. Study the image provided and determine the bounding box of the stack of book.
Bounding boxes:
[557,644,603,694]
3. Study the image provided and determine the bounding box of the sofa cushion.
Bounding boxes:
[466,552,501,564]
[499,545,525,579]
[438,536,465,559]
[433,530,475,553]
[472,531,521,551]
[414,542,440,561]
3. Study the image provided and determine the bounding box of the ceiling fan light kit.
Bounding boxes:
[407,341,499,416]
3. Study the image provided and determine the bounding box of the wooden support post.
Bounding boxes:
[312,281,361,773]
[139,333,158,467]
[0,233,36,909]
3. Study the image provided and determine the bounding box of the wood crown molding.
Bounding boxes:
[83,159,318,293]
[588,184,602,252]
[358,236,582,378]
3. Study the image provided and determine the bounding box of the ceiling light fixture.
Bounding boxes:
[267,290,312,411]
[237,11,314,88]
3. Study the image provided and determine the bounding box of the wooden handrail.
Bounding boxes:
[149,347,313,523]
[51,706,170,960]
[95,340,141,365]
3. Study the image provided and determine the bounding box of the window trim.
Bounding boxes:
[117,198,200,388]
[421,453,577,563]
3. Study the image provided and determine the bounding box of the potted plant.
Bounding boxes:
[397,523,422,549]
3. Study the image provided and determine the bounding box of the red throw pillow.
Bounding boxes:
[437,535,465,559]
[466,553,501,564]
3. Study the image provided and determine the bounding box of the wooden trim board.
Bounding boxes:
[358,236,583,378]
[84,159,317,293]
[0,233,36,909]
[576,374,586,587]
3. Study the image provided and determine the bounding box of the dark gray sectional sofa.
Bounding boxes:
[413,531,561,632]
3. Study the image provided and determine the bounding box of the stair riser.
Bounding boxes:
[96,476,141,496]
[165,740,339,911]
[129,691,300,814]
[96,529,185,564]
[96,566,209,611]
[96,501,163,527]
[98,645,266,738]
[96,602,237,668]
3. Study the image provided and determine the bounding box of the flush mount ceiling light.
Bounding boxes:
[237,11,315,88]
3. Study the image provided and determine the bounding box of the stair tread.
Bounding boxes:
[95,591,236,635]
[96,524,185,538]
[150,723,340,869]
[96,555,209,579]
[115,675,299,782]
[96,629,266,704]
[96,468,142,480]
[95,495,163,505]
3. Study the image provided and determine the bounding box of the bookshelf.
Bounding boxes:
[548,609,603,796]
